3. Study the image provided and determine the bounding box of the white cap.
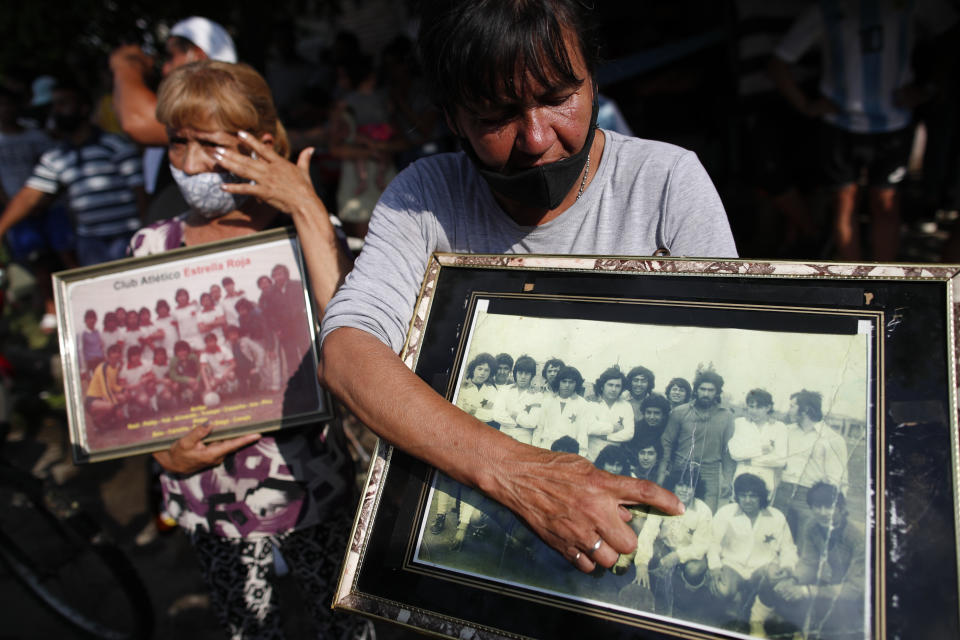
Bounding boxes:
[169,17,237,63]
[31,75,55,107]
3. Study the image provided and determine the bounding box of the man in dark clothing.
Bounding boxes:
[658,370,735,513]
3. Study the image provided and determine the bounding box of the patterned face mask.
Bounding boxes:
[170,164,250,218]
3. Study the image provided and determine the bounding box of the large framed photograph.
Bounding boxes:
[53,227,332,463]
[335,254,960,639]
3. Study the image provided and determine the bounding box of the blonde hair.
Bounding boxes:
[156,60,290,158]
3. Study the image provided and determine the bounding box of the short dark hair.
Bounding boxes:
[495,353,514,369]
[593,366,626,398]
[666,377,692,403]
[791,389,823,422]
[626,365,656,393]
[84,309,97,320]
[594,445,632,475]
[127,345,142,358]
[807,482,846,511]
[222,276,235,286]
[204,332,218,343]
[106,343,123,356]
[513,355,537,378]
[543,357,565,374]
[174,340,191,354]
[416,0,599,115]
[550,365,584,395]
[156,298,170,311]
[745,388,774,411]
[639,393,671,418]
[693,370,724,395]
[664,465,704,498]
[466,352,498,382]
[734,473,769,509]
[550,435,580,453]
[631,432,663,463]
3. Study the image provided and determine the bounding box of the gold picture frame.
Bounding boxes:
[53,227,332,463]
[335,253,960,640]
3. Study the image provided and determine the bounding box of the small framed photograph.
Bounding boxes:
[334,253,960,640]
[53,227,332,463]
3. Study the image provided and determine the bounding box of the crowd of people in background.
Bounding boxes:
[0,3,948,639]
[0,3,958,290]
[436,352,857,637]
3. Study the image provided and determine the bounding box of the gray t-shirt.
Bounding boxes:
[321,131,736,353]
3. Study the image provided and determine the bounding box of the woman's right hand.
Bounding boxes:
[153,422,260,475]
[214,131,324,218]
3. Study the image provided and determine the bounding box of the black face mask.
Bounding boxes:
[52,112,85,134]
[461,94,599,211]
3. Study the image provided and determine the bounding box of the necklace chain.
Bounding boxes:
[576,152,591,201]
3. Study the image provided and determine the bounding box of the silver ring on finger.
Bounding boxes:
[590,538,603,552]
[574,551,582,562]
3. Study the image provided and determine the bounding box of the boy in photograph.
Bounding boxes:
[535,365,589,452]
[623,365,656,418]
[101,311,125,357]
[199,332,237,398]
[762,482,865,638]
[728,388,787,500]
[494,353,514,387]
[138,306,163,357]
[80,308,105,377]
[153,298,177,355]
[224,324,266,394]
[584,366,634,460]
[171,287,202,350]
[629,467,712,616]
[220,276,245,326]
[533,358,564,395]
[85,343,126,428]
[196,291,226,347]
[169,339,202,406]
[774,389,848,539]
[121,345,156,419]
[635,393,671,443]
[707,473,797,631]
[151,346,177,412]
[493,355,543,445]
[121,306,146,358]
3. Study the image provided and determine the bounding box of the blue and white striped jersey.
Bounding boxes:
[775,0,957,133]
[25,128,143,238]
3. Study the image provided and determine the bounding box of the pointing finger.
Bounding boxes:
[615,476,685,517]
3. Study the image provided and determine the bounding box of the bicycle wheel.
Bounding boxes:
[0,467,154,639]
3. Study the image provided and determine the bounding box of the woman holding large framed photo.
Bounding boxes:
[127,60,364,639]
